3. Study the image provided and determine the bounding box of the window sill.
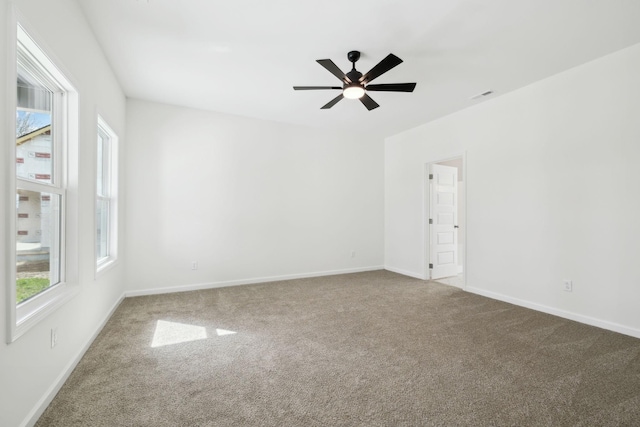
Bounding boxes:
[10,283,79,343]
[96,258,118,278]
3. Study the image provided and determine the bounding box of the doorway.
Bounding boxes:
[426,155,465,289]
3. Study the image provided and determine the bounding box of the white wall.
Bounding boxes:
[0,1,127,426]
[385,42,640,337]
[125,99,384,294]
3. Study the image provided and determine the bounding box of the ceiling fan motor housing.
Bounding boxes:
[346,70,363,87]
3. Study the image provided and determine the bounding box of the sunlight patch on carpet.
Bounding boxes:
[151,320,207,348]
[216,328,237,336]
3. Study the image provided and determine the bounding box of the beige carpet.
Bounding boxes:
[36,270,640,426]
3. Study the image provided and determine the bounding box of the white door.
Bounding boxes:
[429,164,458,279]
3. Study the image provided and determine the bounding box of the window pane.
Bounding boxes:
[16,189,61,304]
[97,134,104,194]
[16,66,54,185]
[97,130,110,196]
[96,198,109,261]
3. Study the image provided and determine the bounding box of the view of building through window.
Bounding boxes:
[16,65,60,304]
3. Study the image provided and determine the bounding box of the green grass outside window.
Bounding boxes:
[16,277,50,303]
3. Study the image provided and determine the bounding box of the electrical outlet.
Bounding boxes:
[51,328,58,348]
[563,280,573,292]
[351,250,356,258]
[191,261,198,270]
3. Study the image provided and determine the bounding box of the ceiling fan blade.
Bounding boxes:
[321,94,344,109]
[365,83,416,92]
[293,86,342,90]
[317,59,351,83]
[360,54,403,84]
[359,94,379,111]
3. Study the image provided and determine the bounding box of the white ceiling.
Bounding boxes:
[77,0,640,137]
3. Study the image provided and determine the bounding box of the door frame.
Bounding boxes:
[424,152,467,289]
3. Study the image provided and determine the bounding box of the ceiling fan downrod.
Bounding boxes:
[346,51,363,84]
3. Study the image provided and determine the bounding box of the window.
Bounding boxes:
[9,24,78,341]
[96,116,118,272]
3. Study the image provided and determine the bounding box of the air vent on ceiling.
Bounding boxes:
[470,90,493,100]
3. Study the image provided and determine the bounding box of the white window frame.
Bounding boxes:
[96,115,118,274]
[6,21,79,343]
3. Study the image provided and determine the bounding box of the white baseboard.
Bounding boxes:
[466,286,640,340]
[125,266,385,297]
[384,265,426,280]
[23,294,126,427]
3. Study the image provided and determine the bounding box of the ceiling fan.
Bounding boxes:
[293,50,416,111]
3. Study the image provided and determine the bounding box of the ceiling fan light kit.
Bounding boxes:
[343,85,365,99]
[294,50,416,111]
